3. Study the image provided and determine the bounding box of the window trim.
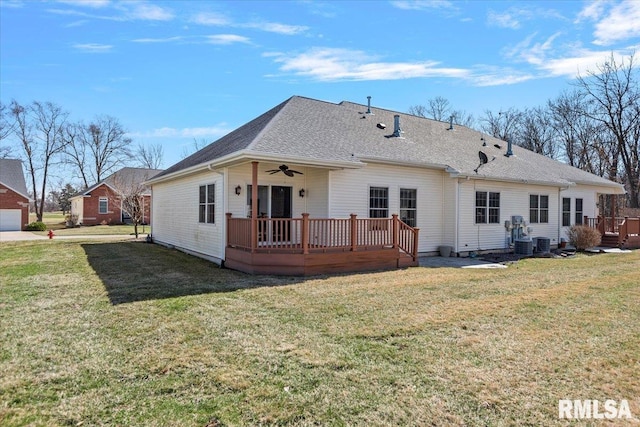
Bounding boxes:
[399,188,417,228]
[530,194,549,224]
[198,184,215,224]
[562,197,571,227]
[475,191,500,224]
[98,197,108,214]
[369,186,389,219]
[575,198,583,225]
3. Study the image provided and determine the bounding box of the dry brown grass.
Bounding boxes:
[1,240,638,426]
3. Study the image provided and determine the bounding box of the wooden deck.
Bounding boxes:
[585,215,640,249]
[226,213,419,275]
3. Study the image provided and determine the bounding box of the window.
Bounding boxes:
[475,191,500,224]
[562,198,571,227]
[530,194,549,223]
[199,184,215,224]
[575,198,583,225]
[400,188,417,227]
[99,197,108,214]
[369,187,388,218]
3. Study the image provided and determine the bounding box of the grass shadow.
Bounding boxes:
[82,241,300,305]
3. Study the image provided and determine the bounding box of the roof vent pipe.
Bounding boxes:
[506,139,513,157]
[393,115,402,137]
[366,96,372,114]
[448,115,454,130]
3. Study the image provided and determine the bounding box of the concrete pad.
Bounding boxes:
[418,256,507,269]
[586,247,633,254]
[0,231,46,242]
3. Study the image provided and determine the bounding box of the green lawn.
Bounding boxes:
[30,211,150,236]
[1,240,638,426]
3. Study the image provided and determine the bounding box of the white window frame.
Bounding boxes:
[199,184,215,224]
[98,197,108,214]
[475,191,500,224]
[530,194,549,224]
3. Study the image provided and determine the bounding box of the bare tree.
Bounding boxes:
[409,96,475,128]
[180,138,209,159]
[517,107,559,159]
[64,115,132,187]
[62,122,91,188]
[575,53,640,208]
[135,143,164,169]
[109,171,155,238]
[480,107,523,143]
[548,90,608,174]
[9,100,69,221]
[0,102,15,158]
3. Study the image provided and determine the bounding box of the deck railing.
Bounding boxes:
[227,213,420,261]
[584,215,640,245]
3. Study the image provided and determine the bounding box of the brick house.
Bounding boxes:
[70,167,163,226]
[0,158,32,231]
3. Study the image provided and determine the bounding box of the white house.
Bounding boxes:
[147,96,625,275]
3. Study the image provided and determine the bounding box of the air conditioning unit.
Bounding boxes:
[534,237,551,253]
[514,239,533,255]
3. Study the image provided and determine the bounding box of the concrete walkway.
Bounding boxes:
[0,231,145,242]
[418,256,507,269]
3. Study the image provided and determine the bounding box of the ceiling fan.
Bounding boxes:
[266,164,303,177]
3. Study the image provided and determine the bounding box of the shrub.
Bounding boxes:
[567,225,601,251]
[25,221,47,231]
[65,214,79,227]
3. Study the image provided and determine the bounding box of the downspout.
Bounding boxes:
[222,166,228,261]
[454,178,460,255]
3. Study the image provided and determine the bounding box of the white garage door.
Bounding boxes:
[0,209,22,231]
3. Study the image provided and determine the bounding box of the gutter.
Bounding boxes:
[146,150,364,185]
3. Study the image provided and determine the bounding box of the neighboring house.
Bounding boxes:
[70,167,163,226]
[147,96,626,275]
[0,158,32,231]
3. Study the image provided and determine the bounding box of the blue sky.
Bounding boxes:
[1,0,639,168]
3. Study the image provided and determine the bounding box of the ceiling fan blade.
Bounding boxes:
[284,170,294,177]
[290,169,303,175]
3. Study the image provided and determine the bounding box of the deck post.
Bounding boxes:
[392,214,399,249]
[226,213,232,247]
[302,213,309,255]
[611,194,616,233]
[251,161,258,253]
[350,214,357,252]
[413,228,420,261]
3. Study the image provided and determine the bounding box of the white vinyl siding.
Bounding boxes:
[151,171,224,263]
[459,181,559,252]
[328,163,444,252]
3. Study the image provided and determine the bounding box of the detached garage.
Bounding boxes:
[0,159,31,231]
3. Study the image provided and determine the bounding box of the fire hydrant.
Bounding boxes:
[47,229,54,239]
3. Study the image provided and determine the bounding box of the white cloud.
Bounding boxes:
[191,11,307,35]
[487,7,531,29]
[538,49,635,77]
[73,43,113,53]
[117,2,173,21]
[56,0,110,8]
[243,22,309,35]
[128,126,230,139]
[504,32,563,66]
[132,36,184,43]
[49,1,173,21]
[592,0,640,45]
[391,0,456,11]
[206,34,251,45]
[271,47,469,81]
[191,11,229,26]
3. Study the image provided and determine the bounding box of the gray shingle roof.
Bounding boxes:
[0,158,30,198]
[78,167,164,196]
[154,96,624,191]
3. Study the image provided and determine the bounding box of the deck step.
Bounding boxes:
[600,234,619,247]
